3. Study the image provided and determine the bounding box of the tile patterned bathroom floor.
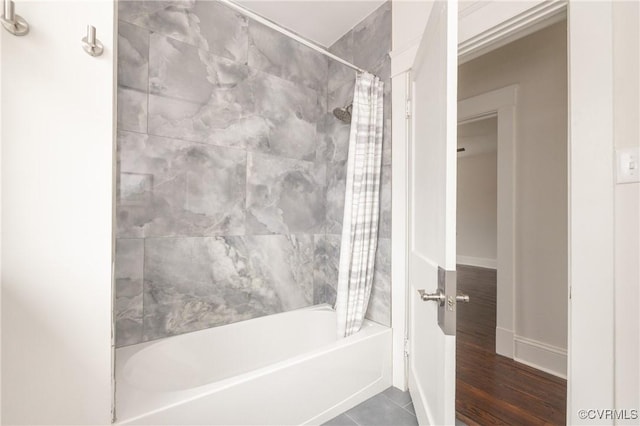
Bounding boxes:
[322,387,468,426]
[322,387,417,426]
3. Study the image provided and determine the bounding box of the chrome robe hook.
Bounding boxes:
[82,25,104,57]
[1,0,29,36]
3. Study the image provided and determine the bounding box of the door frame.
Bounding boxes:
[390,1,616,423]
[458,86,518,360]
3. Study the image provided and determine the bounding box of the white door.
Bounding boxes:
[407,1,459,425]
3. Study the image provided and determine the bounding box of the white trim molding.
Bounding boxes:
[390,71,411,390]
[392,1,568,75]
[567,2,616,421]
[514,336,568,379]
[458,0,567,64]
[456,256,497,270]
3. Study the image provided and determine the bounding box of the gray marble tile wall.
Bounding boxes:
[319,1,393,326]
[115,0,392,347]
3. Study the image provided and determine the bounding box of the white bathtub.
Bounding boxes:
[115,305,392,425]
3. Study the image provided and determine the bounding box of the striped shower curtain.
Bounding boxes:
[335,72,384,338]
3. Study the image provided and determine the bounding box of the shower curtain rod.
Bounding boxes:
[219,0,370,75]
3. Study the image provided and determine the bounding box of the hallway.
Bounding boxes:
[455,265,567,425]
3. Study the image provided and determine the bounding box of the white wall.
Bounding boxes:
[1,1,115,424]
[458,22,568,362]
[392,0,431,52]
[457,121,498,269]
[612,0,640,416]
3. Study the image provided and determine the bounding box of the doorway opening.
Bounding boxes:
[455,20,568,425]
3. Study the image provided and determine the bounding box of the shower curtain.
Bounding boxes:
[335,72,384,338]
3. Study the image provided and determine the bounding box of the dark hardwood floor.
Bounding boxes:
[455,265,567,425]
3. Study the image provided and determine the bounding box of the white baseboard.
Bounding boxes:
[513,335,567,379]
[495,327,514,358]
[457,255,497,269]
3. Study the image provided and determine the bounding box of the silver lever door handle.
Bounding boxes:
[419,289,470,304]
[456,293,470,303]
[418,289,445,305]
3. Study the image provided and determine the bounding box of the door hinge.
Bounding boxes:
[404,338,410,357]
[405,99,412,119]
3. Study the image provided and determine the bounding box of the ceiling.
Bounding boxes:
[234,0,387,47]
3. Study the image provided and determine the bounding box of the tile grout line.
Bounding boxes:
[343,411,360,426]
[401,404,415,417]
[118,122,326,165]
[379,392,417,418]
[379,392,407,409]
